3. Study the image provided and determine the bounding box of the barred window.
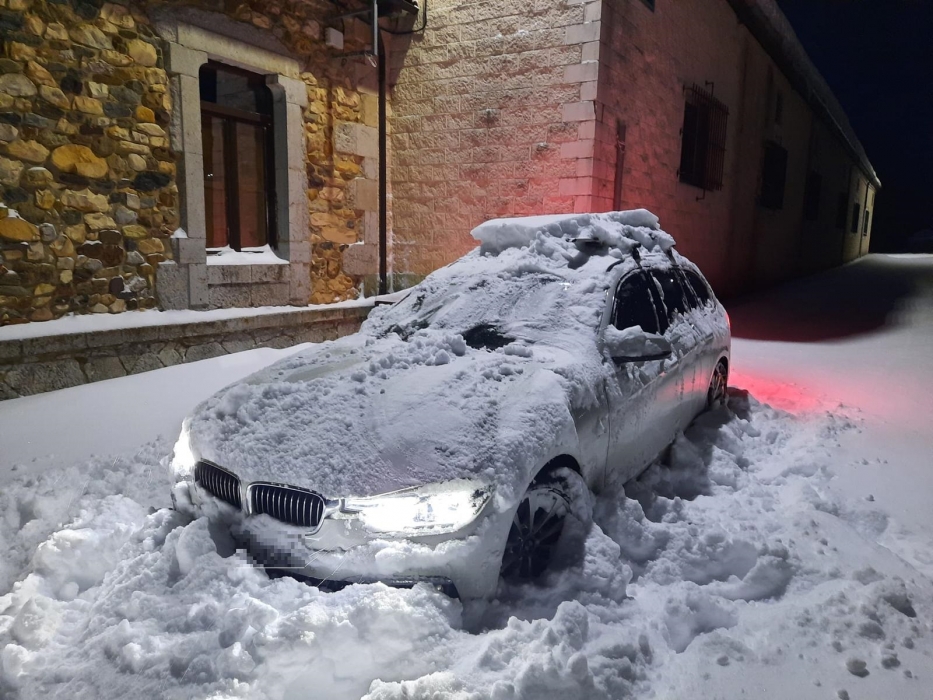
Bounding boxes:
[678,84,729,192]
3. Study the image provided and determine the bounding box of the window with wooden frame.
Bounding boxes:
[678,83,728,193]
[850,202,861,233]
[200,61,277,252]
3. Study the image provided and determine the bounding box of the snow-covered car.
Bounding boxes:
[169,210,731,599]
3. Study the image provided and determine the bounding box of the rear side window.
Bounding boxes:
[612,271,661,335]
[683,269,712,307]
[648,269,689,324]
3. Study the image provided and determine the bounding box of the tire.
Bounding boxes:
[499,469,586,582]
[707,360,728,409]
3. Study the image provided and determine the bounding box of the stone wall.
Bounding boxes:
[0,302,370,399]
[0,0,176,325]
[1,0,386,326]
[387,0,601,284]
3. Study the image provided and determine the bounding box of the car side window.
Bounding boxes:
[683,269,712,307]
[648,269,689,325]
[612,271,661,335]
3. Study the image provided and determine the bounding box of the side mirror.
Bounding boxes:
[603,325,673,363]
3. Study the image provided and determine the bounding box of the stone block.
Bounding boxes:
[286,173,309,240]
[184,341,226,363]
[276,75,308,107]
[334,121,378,158]
[172,236,206,264]
[563,22,600,45]
[559,176,591,196]
[21,331,87,358]
[342,242,377,277]
[250,282,290,307]
[288,240,311,264]
[165,43,207,77]
[286,102,306,162]
[123,352,164,375]
[157,343,182,367]
[178,74,203,155]
[561,100,595,122]
[85,356,127,382]
[208,265,250,286]
[220,335,257,355]
[179,152,206,237]
[251,264,287,283]
[288,263,311,305]
[560,139,596,159]
[155,260,188,310]
[347,178,378,211]
[209,284,250,309]
[0,339,22,361]
[4,360,85,396]
[563,61,599,84]
[188,263,209,309]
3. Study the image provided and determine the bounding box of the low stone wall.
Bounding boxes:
[0,304,370,399]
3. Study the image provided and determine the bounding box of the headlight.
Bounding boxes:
[171,421,197,479]
[340,479,493,536]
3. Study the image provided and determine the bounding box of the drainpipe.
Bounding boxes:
[378,27,388,295]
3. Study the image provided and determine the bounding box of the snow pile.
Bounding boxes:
[2,390,932,699]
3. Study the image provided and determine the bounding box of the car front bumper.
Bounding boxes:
[173,478,507,600]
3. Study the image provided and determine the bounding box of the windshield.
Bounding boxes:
[367,270,599,344]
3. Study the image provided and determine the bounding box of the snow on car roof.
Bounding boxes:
[470,209,676,257]
[367,210,680,347]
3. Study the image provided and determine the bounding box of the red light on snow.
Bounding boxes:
[729,369,826,415]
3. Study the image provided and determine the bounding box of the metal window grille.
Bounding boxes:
[678,83,729,193]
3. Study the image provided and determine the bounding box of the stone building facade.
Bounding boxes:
[0,0,384,326]
[1,0,878,328]
[387,0,879,296]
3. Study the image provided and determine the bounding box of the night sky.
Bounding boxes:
[777,0,933,251]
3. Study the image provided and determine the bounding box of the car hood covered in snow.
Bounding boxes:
[185,210,680,501]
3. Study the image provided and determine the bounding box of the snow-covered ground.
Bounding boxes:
[1,254,931,699]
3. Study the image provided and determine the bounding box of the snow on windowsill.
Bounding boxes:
[206,245,288,266]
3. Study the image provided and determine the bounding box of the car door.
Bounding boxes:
[603,269,682,489]
[646,265,704,433]
[680,268,720,412]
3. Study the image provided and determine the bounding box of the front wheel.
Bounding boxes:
[707,360,728,409]
[500,469,588,582]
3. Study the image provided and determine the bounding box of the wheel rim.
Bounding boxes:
[500,486,570,581]
[708,363,728,407]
